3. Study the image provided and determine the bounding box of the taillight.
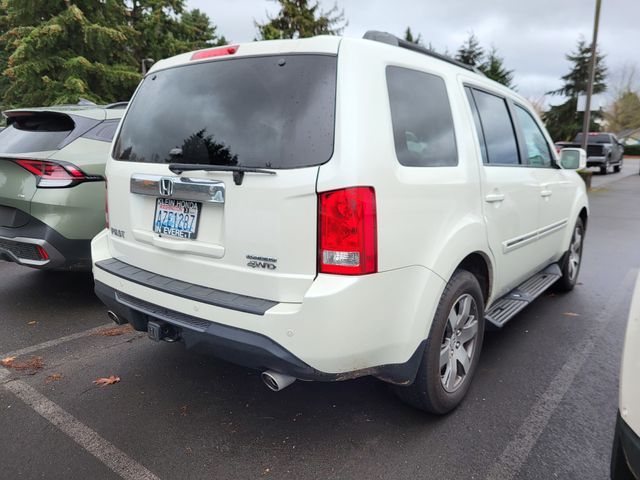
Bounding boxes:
[14,159,102,188]
[318,187,377,275]
[191,45,239,61]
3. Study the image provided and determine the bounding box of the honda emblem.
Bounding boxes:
[159,177,174,196]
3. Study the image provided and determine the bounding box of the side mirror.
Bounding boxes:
[559,148,586,170]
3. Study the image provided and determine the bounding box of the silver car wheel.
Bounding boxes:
[568,226,583,281]
[440,293,479,393]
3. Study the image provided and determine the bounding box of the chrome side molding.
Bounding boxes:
[130,174,225,204]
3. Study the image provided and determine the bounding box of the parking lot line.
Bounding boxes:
[486,268,637,480]
[1,322,113,359]
[0,364,161,480]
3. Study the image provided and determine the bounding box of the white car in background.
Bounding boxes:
[611,275,640,479]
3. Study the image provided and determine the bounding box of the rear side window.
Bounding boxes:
[0,113,74,153]
[82,120,120,143]
[469,89,520,165]
[514,105,552,167]
[114,54,337,169]
[386,66,458,167]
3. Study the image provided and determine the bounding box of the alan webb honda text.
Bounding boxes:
[92,33,589,414]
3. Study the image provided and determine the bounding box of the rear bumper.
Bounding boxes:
[91,231,445,383]
[614,412,640,478]
[94,280,426,383]
[0,209,91,270]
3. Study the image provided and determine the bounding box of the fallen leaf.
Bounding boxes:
[2,356,43,373]
[180,405,188,416]
[46,373,62,383]
[1,356,16,367]
[563,312,580,317]
[93,375,120,386]
[27,321,37,325]
[95,325,133,337]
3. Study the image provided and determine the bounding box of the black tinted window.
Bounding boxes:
[0,114,73,153]
[83,120,119,142]
[386,66,457,167]
[471,89,520,165]
[574,133,612,144]
[514,105,552,167]
[465,87,487,164]
[114,55,337,169]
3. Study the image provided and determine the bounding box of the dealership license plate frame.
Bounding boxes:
[153,198,202,240]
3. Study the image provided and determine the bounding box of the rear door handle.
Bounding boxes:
[540,189,553,197]
[485,193,505,203]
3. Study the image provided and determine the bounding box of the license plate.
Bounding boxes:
[153,198,201,239]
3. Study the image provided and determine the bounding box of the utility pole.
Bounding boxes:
[580,0,602,151]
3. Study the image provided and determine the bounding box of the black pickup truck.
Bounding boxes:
[556,132,625,175]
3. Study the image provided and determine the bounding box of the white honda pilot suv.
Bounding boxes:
[92,32,589,413]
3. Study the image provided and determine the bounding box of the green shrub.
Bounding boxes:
[624,144,640,156]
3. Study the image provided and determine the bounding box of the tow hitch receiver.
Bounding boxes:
[147,320,179,342]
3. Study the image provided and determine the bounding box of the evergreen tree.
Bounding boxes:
[549,38,606,97]
[0,2,10,110]
[543,38,607,141]
[3,0,140,106]
[179,9,227,50]
[255,0,346,40]
[404,27,421,45]
[455,33,483,67]
[479,47,514,88]
[129,2,227,68]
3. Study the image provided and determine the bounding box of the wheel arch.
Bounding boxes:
[455,251,492,305]
[579,206,588,231]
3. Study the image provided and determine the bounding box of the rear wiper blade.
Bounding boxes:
[168,163,276,186]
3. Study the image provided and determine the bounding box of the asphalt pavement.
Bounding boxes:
[0,161,639,480]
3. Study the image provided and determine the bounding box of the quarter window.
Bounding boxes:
[514,105,552,167]
[386,66,458,167]
[469,89,520,165]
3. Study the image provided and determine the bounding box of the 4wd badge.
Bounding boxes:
[246,255,277,270]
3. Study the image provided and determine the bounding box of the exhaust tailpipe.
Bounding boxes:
[261,370,296,391]
[107,310,126,325]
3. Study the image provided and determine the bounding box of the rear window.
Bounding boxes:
[574,133,612,144]
[0,113,74,153]
[114,54,337,169]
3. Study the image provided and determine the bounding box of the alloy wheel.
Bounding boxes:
[440,293,479,393]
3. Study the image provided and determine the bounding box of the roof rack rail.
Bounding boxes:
[362,30,483,75]
[105,102,129,109]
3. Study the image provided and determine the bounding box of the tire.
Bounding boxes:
[393,270,485,414]
[611,428,634,480]
[600,163,608,175]
[614,162,621,173]
[555,218,585,292]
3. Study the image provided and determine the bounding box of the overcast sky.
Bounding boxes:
[188,0,639,104]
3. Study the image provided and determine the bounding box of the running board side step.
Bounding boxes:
[485,264,562,328]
